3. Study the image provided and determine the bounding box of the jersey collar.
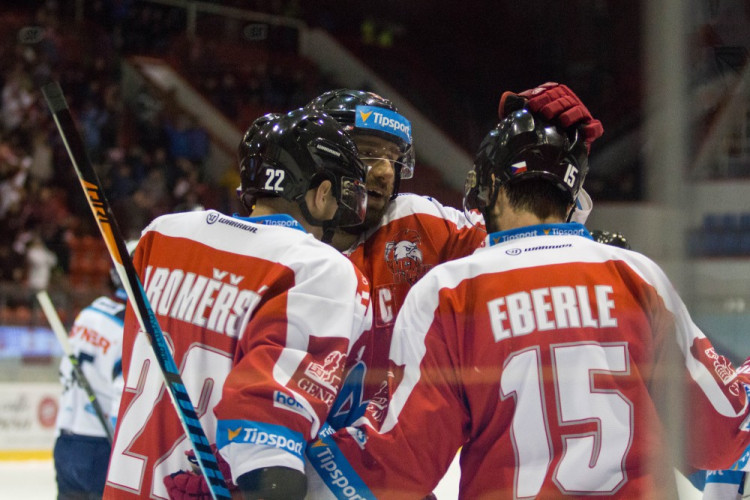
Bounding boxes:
[485,222,593,247]
[232,214,307,233]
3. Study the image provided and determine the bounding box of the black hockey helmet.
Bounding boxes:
[238,108,368,231]
[464,107,589,215]
[305,89,414,196]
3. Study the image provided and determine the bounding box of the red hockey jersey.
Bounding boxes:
[325,193,485,429]
[103,211,371,499]
[308,223,750,499]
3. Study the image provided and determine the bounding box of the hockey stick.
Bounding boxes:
[36,290,115,443]
[41,81,231,500]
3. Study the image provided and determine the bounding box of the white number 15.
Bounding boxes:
[500,343,633,497]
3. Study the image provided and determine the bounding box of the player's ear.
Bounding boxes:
[307,179,334,218]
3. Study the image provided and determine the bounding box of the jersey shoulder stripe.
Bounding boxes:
[386,193,482,230]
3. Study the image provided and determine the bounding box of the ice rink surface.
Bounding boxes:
[1,460,57,500]
[0,455,704,499]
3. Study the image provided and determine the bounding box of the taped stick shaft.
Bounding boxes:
[42,81,230,499]
[36,291,115,443]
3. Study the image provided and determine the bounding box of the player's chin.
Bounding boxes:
[363,201,389,228]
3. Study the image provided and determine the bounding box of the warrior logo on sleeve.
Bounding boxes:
[384,229,429,285]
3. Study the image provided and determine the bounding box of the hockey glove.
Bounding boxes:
[163,444,236,500]
[164,470,212,500]
[499,82,604,151]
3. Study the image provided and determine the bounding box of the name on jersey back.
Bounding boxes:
[143,265,264,337]
[488,285,617,341]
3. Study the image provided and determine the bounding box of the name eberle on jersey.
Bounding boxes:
[488,285,617,341]
[142,265,265,337]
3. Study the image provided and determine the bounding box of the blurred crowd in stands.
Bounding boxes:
[0,0,341,324]
[0,0,461,325]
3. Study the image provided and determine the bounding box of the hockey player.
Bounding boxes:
[303,89,486,430]
[103,109,372,499]
[306,104,750,498]
[302,85,602,433]
[53,241,136,500]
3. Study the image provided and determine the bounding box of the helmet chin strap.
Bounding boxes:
[341,223,365,235]
[320,223,337,244]
[565,190,579,222]
[481,182,503,234]
[565,205,575,223]
[298,199,338,244]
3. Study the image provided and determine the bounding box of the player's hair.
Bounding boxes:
[502,178,571,221]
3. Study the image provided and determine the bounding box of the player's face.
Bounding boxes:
[354,135,401,228]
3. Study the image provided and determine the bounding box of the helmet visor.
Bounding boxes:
[355,135,414,181]
[337,176,368,226]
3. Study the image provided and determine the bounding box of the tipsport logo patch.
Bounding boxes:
[308,437,375,499]
[217,420,305,460]
[355,105,411,144]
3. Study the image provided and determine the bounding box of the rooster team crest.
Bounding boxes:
[385,229,429,284]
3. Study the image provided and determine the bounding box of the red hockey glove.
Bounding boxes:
[499,82,604,151]
[164,444,236,499]
[164,470,212,500]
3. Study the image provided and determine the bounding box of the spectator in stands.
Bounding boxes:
[26,234,57,292]
[0,1,343,308]
[1,62,35,132]
[0,133,32,220]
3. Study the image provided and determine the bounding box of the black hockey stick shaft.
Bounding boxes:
[36,290,115,443]
[42,81,230,500]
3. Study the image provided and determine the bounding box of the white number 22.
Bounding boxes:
[500,343,633,497]
[264,169,285,192]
